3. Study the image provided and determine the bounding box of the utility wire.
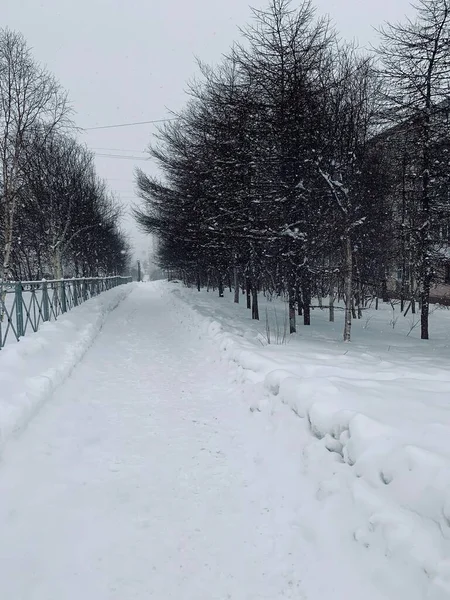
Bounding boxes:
[94,153,150,161]
[83,118,177,131]
[92,147,148,153]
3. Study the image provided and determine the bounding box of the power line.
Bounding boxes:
[94,153,150,161]
[103,178,136,181]
[92,147,147,153]
[82,118,177,131]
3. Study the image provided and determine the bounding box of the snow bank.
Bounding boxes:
[0,283,134,452]
[168,283,450,599]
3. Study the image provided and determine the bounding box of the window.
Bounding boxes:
[396,265,410,281]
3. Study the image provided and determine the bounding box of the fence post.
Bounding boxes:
[61,280,67,313]
[82,279,87,302]
[73,280,78,307]
[15,282,24,338]
[42,280,50,322]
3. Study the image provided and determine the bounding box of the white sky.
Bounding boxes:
[4,0,414,263]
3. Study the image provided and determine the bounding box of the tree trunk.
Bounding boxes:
[421,271,431,339]
[52,245,63,280]
[419,72,432,339]
[329,294,335,322]
[400,145,407,315]
[218,273,224,298]
[196,270,201,292]
[251,285,259,320]
[343,235,353,342]
[381,278,388,302]
[246,277,251,309]
[289,286,296,333]
[234,266,239,303]
[1,195,17,284]
[356,278,362,319]
[302,276,311,326]
[296,285,303,316]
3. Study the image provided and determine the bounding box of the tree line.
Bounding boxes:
[135,0,450,341]
[0,28,130,284]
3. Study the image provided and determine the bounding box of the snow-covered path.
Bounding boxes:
[0,284,388,599]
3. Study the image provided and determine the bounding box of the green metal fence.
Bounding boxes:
[0,276,132,349]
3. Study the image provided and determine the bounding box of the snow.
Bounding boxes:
[172,284,450,599]
[0,281,449,598]
[0,283,134,451]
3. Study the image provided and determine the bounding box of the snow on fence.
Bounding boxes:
[0,276,132,349]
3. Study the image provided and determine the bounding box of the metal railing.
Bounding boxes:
[0,276,132,349]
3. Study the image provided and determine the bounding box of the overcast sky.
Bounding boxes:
[4,0,414,263]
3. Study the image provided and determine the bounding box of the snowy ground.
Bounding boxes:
[174,283,450,600]
[0,283,133,448]
[0,281,449,598]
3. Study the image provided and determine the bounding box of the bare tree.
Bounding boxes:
[19,132,99,278]
[376,0,450,339]
[317,46,380,341]
[0,28,71,284]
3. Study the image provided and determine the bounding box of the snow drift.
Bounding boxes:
[0,283,133,452]
[168,283,450,600]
